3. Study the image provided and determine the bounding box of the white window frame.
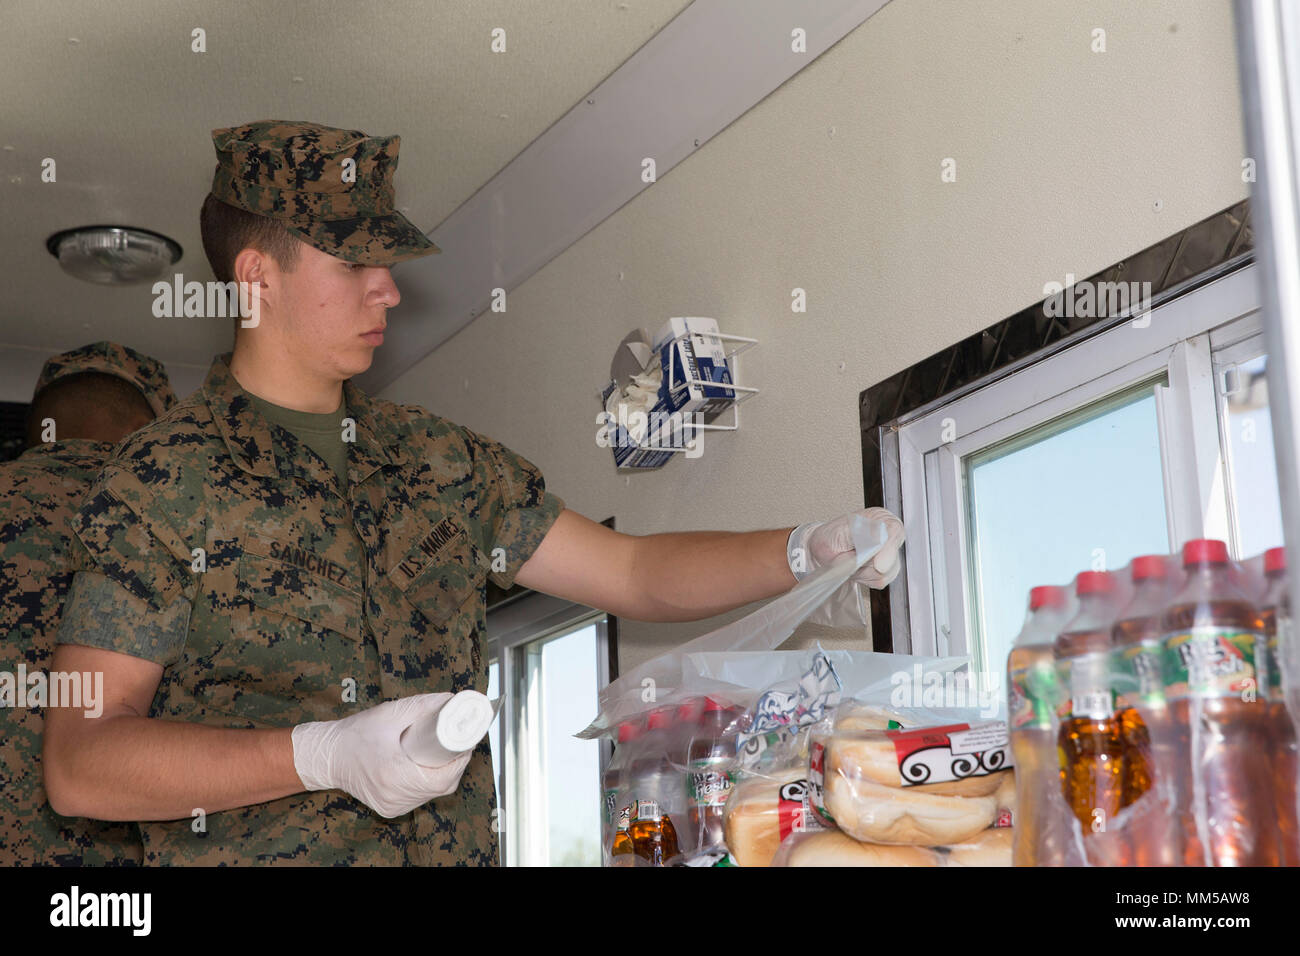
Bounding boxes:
[486,592,612,867]
[1211,327,1274,559]
[883,263,1262,678]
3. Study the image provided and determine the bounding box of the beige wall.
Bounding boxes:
[383,0,1249,673]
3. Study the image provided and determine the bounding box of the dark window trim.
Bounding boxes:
[859,199,1254,652]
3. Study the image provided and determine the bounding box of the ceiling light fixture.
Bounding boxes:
[45,225,182,285]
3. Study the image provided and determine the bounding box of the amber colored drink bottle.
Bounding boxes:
[1258,547,1300,866]
[1055,571,1127,865]
[1160,539,1278,866]
[1111,555,1181,866]
[1007,585,1073,865]
[605,720,643,867]
[626,707,681,865]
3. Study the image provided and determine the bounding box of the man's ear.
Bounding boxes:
[232,248,272,316]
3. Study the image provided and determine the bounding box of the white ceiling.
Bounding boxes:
[0,0,693,396]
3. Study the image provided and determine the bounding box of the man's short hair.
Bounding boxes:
[26,371,156,447]
[199,192,302,285]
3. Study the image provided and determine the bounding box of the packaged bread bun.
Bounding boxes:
[808,716,1012,845]
[823,772,998,844]
[829,702,907,733]
[825,735,1005,797]
[777,830,941,867]
[936,825,1014,866]
[722,767,822,867]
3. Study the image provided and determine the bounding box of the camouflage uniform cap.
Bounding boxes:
[208,119,441,267]
[33,341,177,418]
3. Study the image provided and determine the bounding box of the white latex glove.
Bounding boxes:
[787,507,905,589]
[291,692,475,819]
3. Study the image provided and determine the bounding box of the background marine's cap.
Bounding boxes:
[33,341,177,418]
[208,119,440,266]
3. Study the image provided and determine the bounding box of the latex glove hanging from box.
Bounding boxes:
[785,507,905,629]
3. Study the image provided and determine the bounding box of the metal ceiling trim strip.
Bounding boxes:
[359,0,895,392]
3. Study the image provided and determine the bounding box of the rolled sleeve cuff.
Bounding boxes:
[57,570,192,667]
[487,491,565,591]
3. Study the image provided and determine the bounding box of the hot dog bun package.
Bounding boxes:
[807,708,1014,847]
[771,820,1013,867]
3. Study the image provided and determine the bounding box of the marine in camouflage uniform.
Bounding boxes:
[56,121,564,865]
[0,342,176,865]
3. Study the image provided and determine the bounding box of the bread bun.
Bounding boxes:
[939,826,1013,867]
[784,830,940,867]
[827,736,1007,797]
[823,772,997,845]
[833,704,902,732]
[723,769,808,867]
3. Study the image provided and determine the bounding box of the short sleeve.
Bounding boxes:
[459,427,565,590]
[56,465,197,666]
[57,571,193,666]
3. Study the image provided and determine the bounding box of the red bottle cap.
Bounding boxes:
[1182,539,1229,566]
[702,697,727,713]
[1131,555,1168,581]
[646,707,674,731]
[1029,586,1067,610]
[1075,571,1115,595]
[617,721,643,743]
[1266,547,1287,574]
[675,697,704,723]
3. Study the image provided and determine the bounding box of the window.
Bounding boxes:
[964,383,1170,677]
[884,263,1282,680]
[487,592,614,866]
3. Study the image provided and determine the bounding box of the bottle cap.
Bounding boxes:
[1183,539,1229,566]
[646,707,674,731]
[1131,555,1168,581]
[675,697,704,724]
[702,697,727,713]
[1029,585,1067,610]
[617,721,643,743]
[1266,546,1287,574]
[1075,570,1115,595]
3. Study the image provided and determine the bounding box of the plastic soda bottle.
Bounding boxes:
[604,720,643,866]
[1258,546,1299,866]
[672,698,706,852]
[1054,570,1125,864]
[687,698,740,853]
[1160,539,1278,866]
[627,707,681,865]
[1111,555,1180,866]
[1006,585,1072,865]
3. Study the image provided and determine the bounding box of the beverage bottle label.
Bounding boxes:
[1162,626,1260,699]
[616,804,631,832]
[632,799,662,822]
[808,739,835,825]
[687,761,734,808]
[1258,634,1275,703]
[1267,614,1292,700]
[1111,639,1164,709]
[1009,659,1061,730]
[603,787,617,827]
[1059,651,1114,720]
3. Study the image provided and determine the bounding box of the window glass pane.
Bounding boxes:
[966,387,1169,678]
[538,623,601,865]
[1223,354,1285,556]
